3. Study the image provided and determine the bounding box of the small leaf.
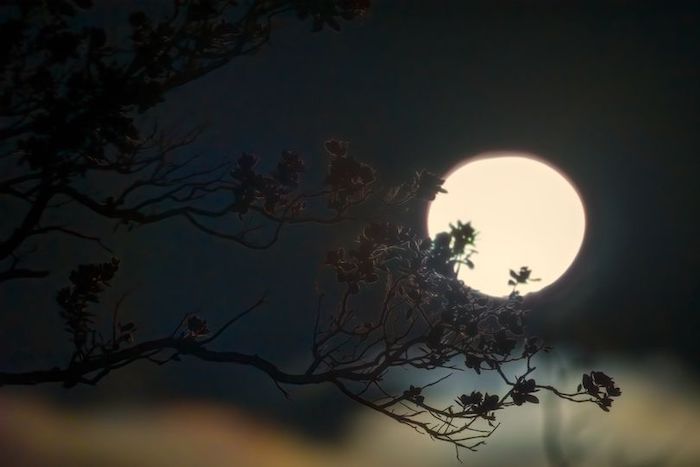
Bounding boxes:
[525,394,539,404]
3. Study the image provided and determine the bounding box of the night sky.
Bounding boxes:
[2,0,699,462]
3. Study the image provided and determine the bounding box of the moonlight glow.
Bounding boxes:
[427,153,586,297]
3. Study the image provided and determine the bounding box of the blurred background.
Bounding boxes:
[1,1,699,465]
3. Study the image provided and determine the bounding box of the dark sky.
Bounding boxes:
[158,0,700,361]
[2,0,699,440]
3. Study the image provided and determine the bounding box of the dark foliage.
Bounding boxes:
[56,257,121,357]
[0,0,372,275]
[0,0,619,458]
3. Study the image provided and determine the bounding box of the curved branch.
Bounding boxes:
[0,267,49,283]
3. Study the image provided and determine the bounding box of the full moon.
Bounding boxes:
[426,153,586,297]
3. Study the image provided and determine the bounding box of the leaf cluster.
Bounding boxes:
[56,257,120,356]
[314,220,621,453]
[231,151,306,215]
[579,371,622,412]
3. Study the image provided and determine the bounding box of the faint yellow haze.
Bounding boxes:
[427,153,586,297]
[0,355,698,467]
[0,397,361,467]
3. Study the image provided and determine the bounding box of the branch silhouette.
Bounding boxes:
[0,221,621,456]
[0,0,371,275]
[0,0,621,458]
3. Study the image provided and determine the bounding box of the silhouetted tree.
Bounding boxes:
[0,0,619,457]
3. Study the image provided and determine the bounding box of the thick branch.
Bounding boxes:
[0,185,52,261]
[0,336,376,388]
[0,268,49,283]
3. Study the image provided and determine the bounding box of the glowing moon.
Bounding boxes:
[426,153,586,297]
